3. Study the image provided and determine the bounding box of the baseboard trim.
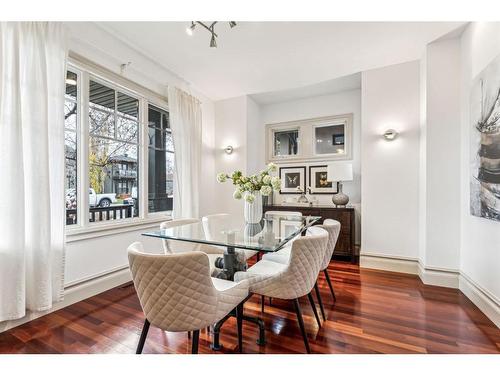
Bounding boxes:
[417,263,459,289]
[0,267,132,333]
[459,273,500,328]
[360,253,418,274]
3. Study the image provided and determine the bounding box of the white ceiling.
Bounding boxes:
[98,22,464,101]
[250,72,361,105]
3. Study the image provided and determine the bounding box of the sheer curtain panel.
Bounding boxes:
[168,87,202,219]
[0,22,67,322]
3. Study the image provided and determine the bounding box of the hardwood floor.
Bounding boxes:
[1,261,499,354]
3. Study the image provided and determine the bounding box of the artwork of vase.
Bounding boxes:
[470,53,500,222]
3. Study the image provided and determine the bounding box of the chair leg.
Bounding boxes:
[136,319,150,354]
[307,292,321,327]
[236,302,244,353]
[261,295,265,313]
[324,269,337,302]
[314,282,326,321]
[191,330,200,354]
[292,299,311,354]
[187,331,191,339]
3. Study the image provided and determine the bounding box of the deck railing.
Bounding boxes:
[66,204,134,225]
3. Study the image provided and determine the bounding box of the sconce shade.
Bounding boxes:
[327,162,353,182]
[383,129,398,141]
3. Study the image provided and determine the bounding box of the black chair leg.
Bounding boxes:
[314,282,326,321]
[236,302,244,353]
[261,295,265,313]
[187,331,191,339]
[307,292,321,327]
[292,299,311,354]
[191,330,200,354]
[136,319,150,354]
[324,269,337,302]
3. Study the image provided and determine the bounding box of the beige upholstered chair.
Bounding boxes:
[261,210,303,264]
[128,242,249,354]
[202,213,259,261]
[234,227,329,353]
[262,219,341,320]
[160,218,224,275]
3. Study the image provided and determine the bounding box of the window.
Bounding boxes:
[88,80,139,221]
[64,59,172,233]
[148,105,174,213]
[65,71,78,225]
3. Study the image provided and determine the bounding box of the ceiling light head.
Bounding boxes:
[186,22,196,36]
[224,145,233,154]
[229,21,237,28]
[210,34,217,48]
[383,129,398,141]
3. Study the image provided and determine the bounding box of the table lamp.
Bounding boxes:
[327,162,353,207]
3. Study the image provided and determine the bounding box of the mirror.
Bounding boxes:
[274,129,299,157]
[314,124,345,155]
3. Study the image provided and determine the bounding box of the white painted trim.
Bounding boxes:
[65,216,170,242]
[417,263,459,288]
[0,267,132,334]
[459,272,500,328]
[359,253,418,274]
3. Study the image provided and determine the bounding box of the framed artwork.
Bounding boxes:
[308,165,339,194]
[279,166,306,194]
[470,52,500,222]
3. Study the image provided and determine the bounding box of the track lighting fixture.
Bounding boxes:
[186,21,237,47]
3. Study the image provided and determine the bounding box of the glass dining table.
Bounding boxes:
[142,213,321,280]
[142,212,321,349]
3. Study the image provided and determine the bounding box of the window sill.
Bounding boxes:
[65,215,172,243]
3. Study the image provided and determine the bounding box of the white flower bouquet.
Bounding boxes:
[217,163,281,203]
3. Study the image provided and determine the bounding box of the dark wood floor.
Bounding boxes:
[1,261,499,354]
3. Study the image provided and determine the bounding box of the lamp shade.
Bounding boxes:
[327,162,353,182]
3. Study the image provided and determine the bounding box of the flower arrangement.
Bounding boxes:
[217,163,281,203]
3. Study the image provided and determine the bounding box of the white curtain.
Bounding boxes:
[168,87,202,219]
[0,22,67,322]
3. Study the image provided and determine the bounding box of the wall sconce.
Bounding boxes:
[224,145,234,154]
[383,129,398,141]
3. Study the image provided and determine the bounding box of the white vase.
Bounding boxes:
[244,191,263,224]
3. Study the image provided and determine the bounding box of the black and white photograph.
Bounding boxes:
[279,166,306,193]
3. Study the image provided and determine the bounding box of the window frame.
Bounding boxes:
[65,56,172,239]
[146,104,175,219]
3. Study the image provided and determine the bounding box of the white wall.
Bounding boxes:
[422,37,462,273]
[361,61,421,260]
[259,89,362,206]
[459,23,500,322]
[213,96,248,217]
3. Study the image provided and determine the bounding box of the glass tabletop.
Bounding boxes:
[142,213,321,252]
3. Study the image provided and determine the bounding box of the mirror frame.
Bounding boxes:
[266,114,353,163]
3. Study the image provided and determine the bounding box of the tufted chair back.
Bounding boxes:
[160,218,200,254]
[316,219,341,271]
[201,213,232,241]
[127,242,219,332]
[284,226,329,298]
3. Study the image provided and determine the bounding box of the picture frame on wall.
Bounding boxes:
[309,165,339,194]
[279,166,306,194]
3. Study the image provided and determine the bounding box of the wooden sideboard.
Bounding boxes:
[263,204,356,263]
